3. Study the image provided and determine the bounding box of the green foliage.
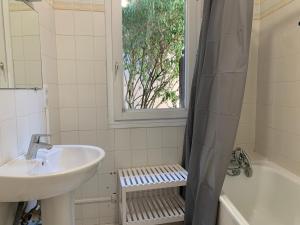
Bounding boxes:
[122,0,185,109]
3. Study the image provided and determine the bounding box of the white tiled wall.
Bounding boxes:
[53,1,259,225]
[0,0,55,179]
[34,0,61,143]
[0,0,260,224]
[255,0,300,175]
[53,4,185,225]
[0,1,57,223]
[234,18,259,153]
[0,90,45,165]
[0,90,45,225]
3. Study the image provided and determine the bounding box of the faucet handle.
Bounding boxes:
[232,147,242,159]
[31,134,51,143]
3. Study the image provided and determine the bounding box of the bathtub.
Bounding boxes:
[218,161,300,225]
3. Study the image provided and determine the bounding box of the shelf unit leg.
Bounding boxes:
[122,190,126,225]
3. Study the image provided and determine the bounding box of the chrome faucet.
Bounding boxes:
[227,147,253,177]
[26,134,53,160]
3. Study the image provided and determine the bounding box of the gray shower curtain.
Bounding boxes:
[183,0,254,225]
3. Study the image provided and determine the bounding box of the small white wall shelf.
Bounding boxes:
[118,164,187,225]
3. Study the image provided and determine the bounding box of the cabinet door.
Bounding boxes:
[0,2,8,88]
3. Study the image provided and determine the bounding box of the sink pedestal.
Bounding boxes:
[41,192,74,225]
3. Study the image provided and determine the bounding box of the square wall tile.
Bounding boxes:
[79,130,97,145]
[59,85,78,107]
[98,173,116,197]
[115,150,131,169]
[78,108,97,130]
[96,107,108,130]
[115,129,130,151]
[16,116,30,155]
[0,119,18,163]
[78,85,96,107]
[75,205,83,220]
[99,202,116,218]
[55,10,74,35]
[95,84,107,107]
[76,36,94,60]
[60,108,78,131]
[147,128,162,149]
[61,131,80,144]
[130,128,147,150]
[162,127,178,148]
[162,148,179,164]
[94,61,106,84]
[97,129,114,151]
[56,35,76,59]
[93,37,106,60]
[74,11,93,36]
[93,12,105,36]
[82,202,99,219]
[23,36,41,60]
[57,60,77,84]
[131,150,147,167]
[47,84,60,108]
[76,61,95,84]
[147,149,162,166]
[0,91,16,120]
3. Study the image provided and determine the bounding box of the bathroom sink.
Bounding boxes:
[0,145,105,202]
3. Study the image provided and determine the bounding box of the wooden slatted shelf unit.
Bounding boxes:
[118,164,187,225]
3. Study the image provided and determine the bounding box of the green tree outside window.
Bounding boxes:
[122,0,185,109]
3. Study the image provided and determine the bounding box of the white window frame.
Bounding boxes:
[106,0,202,128]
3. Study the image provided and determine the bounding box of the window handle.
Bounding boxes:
[0,62,6,81]
[0,62,4,71]
[115,62,120,77]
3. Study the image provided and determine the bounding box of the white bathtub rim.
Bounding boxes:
[252,159,300,186]
[219,194,249,225]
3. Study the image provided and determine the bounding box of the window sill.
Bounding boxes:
[109,118,187,128]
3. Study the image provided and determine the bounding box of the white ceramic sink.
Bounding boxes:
[0,145,105,202]
[0,145,105,225]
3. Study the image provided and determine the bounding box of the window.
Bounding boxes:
[107,0,201,127]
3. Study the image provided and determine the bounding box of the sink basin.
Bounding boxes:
[0,145,105,202]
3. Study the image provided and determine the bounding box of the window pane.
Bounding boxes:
[122,0,185,110]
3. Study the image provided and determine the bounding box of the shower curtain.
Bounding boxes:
[183,0,254,225]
